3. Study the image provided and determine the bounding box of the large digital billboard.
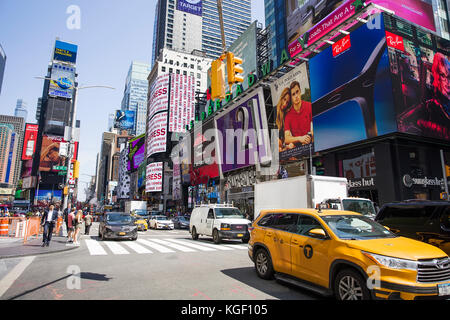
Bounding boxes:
[44,98,72,136]
[215,87,271,174]
[308,15,398,152]
[388,30,450,141]
[53,40,78,64]
[128,134,145,172]
[115,110,135,130]
[270,63,313,161]
[146,112,168,157]
[35,189,62,207]
[22,124,39,160]
[39,135,78,172]
[169,74,195,133]
[148,74,170,120]
[146,162,163,193]
[177,0,202,16]
[49,63,75,99]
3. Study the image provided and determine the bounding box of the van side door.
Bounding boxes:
[204,209,215,236]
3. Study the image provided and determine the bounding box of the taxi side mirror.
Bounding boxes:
[309,228,327,239]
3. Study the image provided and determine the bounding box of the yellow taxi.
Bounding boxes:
[248,209,450,300]
[134,217,148,231]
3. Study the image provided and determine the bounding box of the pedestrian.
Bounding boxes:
[84,211,93,235]
[63,203,72,235]
[40,204,58,247]
[67,208,76,243]
[72,209,84,245]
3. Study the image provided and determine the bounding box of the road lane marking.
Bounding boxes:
[164,239,216,251]
[222,244,248,250]
[0,256,35,298]
[185,240,234,251]
[104,241,130,255]
[123,242,153,254]
[148,238,196,252]
[85,239,108,256]
[137,239,175,253]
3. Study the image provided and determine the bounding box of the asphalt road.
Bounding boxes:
[0,223,323,300]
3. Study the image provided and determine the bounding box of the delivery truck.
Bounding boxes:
[124,201,147,215]
[254,175,376,220]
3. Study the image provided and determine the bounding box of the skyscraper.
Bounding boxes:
[201,0,252,58]
[14,99,28,122]
[121,61,151,136]
[0,43,6,95]
[0,115,25,186]
[264,0,287,69]
[432,0,449,40]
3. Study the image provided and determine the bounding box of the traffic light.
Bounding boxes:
[226,52,244,85]
[210,57,226,100]
[73,160,80,179]
[63,186,69,195]
[446,165,450,177]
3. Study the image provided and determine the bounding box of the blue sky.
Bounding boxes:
[0,0,265,201]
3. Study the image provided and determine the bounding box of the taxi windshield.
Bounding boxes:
[321,215,397,240]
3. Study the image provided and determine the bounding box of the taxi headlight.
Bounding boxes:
[363,251,418,270]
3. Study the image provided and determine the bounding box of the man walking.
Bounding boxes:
[41,204,58,247]
[63,203,72,236]
[84,212,93,235]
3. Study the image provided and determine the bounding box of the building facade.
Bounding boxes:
[0,124,18,185]
[121,61,151,135]
[0,116,24,187]
[0,43,5,95]
[264,0,287,69]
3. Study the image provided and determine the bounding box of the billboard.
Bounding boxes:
[22,124,39,160]
[146,112,168,157]
[35,189,62,207]
[115,110,135,130]
[117,147,131,199]
[44,98,72,136]
[270,63,313,161]
[148,74,170,120]
[53,40,77,64]
[308,15,398,152]
[39,135,78,172]
[288,0,436,58]
[173,164,182,201]
[388,31,450,141]
[5,132,15,184]
[169,74,195,133]
[215,87,271,174]
[127,134,145,172]
[177,0,202,16]
[146,162,163,193]
[49,63,75,99]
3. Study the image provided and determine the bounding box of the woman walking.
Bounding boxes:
[73,210,84,245]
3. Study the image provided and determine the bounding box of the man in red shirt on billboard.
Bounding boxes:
[284,81,313,147]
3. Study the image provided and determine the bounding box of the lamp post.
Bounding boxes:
[34,77,114,211]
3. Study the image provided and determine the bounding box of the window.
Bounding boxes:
[295,215,323,236]
[440,207,450,231]
[271,213,298,232]
[207,209,214,219]
[380,206,437,226]
[258,214,275,227]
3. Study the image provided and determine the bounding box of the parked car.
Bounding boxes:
[190,204,251,244]
[149,215,174,230]
[375,200,450,255]
[249,208,450,300]
[98,212,138,241]
[172,216,190,229]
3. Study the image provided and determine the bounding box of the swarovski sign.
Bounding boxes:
[402,175,445,188]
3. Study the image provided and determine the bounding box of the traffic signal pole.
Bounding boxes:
[217,0,227,54]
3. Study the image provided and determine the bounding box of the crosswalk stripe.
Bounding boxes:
[185,240,234,251]
[104,241,130,255]
[85,239,108,256]
[123,242,153,254]
[222,244,248,250]
[165,239,216,251]
[148,238,196,252]
[137,239,175,253]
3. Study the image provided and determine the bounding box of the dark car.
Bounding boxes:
[98,212,138,241]
[375,200,450,255]
[172,216,190,229]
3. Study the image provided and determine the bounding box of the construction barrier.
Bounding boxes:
[23,217,41,244]
[0,216,64,244]
[0,218,8,236]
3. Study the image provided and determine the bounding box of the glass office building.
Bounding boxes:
[121,61,151,136]
[264,0,287,69]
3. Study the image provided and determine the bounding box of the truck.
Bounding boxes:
[124,201,147,215]
[254,175,376,220]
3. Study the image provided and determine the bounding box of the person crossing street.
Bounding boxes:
[40,204,58,247]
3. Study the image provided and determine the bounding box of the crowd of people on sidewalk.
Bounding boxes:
[40,202,93,247]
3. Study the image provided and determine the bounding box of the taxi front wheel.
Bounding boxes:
[255,248,274,280]
[334,269,371,300]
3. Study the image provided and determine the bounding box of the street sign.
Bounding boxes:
[53,166,67,171]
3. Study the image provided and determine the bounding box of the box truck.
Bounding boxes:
[254,175,376,220]
[124,201,147,215]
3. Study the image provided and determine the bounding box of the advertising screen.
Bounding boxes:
[115,110,135,130]
[308,15,397,152]
[177,0,202,16]
[35,189,62,207]
[148,74,170,120]
[44,98,72,136]
[169,74,195,133]
[146,112,168,157]
[22,124,39,160]
[39,135,78,172]
[173,164,182,201]
[49,63,75,99]
[53,40,77,64]
[146,162,163,193]
[5,132,15,184]
[127,134,145,172]
[117,148,131,199]
[215,88,271,174]
[388,31,450,141]
[270,63,313,161]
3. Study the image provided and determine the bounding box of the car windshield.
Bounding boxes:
[155,216,167,220]
[179,216,190,222]
[321,215,397,240]
[107,214,133,224]
[134,210,148,217]
[215,208,245,219]
[342,200,377,217]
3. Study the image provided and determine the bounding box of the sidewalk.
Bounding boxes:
[0,235,79,259]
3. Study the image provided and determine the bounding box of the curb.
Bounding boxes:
[0,245,79,259]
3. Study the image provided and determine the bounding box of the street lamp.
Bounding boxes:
[34,77,114,211]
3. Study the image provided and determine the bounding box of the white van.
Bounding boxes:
[189,204,251,244]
